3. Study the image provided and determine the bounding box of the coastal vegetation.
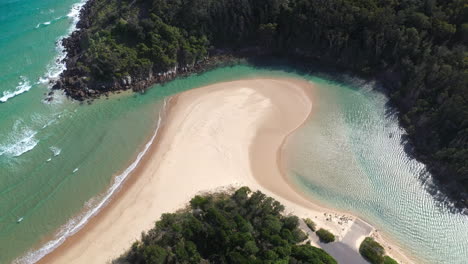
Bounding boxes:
[383,256,399,264]
[57,0,467,209]
[359,237,399,264]
[315,228,335,243]
[115,187,337,263]
[304,218,316,232]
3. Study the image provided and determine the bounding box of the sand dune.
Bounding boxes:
[38,78,410,264]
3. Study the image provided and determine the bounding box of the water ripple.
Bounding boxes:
[286,77,468,264]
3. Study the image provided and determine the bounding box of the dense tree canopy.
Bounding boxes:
[115,187,336,264]
[62,0,467,208]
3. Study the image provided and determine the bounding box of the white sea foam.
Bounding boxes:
[35,21,51,28]
[14,99,169,264]
[0,122,39,158]
[49,146,62,156]
[35,16,66,29]
[38,77,49,84]
[67,1,86,24]
[41,118,55,129]
[0,77,32,103]
[39,0,87,89]
[42,37,66,83]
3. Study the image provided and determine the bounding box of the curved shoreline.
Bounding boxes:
[37,78,412,264]
[249,81,415,264]
[17,99,170,264]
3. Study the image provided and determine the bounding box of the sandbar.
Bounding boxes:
[38,78,412,264]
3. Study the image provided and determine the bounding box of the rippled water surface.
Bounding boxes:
[285,77,468,264]
[1,0,467,263]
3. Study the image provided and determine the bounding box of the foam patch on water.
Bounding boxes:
[67,1,86,24]
[49,146,61,157]
[43,89,68,105]
[0,77,32,103]
[14,99,170,264]
[40,9,55,15]
[41,118,56,129]
[0,121,39,158]
[35,16,66,29]
[35,21,51,28]
[28,112,61,131]
[42,38,66,83]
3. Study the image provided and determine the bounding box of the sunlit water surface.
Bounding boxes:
[0,0,466,263]
[284,77,468,264]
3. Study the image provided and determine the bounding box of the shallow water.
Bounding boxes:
[284,77,468,264]
[0,0,467,263]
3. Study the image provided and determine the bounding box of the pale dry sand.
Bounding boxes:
[38,78,412,264]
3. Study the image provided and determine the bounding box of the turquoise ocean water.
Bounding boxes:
[0,0,467,263]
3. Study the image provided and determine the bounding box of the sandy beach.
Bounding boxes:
[38,78,412,264]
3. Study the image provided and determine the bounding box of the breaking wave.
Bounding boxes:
[14,98,170,264]
[0,77,32,103]
[0,121,39,158]
[67,1,86,25]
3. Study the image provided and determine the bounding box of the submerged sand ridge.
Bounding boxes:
[38,78,411,264]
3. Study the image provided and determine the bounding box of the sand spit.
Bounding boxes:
[38,78,412,264]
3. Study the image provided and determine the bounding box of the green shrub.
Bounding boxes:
[316,228,335,243]
[359,237,385,264]
[304,218,316,231]
[189,195,210,209]
[291,244,337,264]
[384,256,399,264]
